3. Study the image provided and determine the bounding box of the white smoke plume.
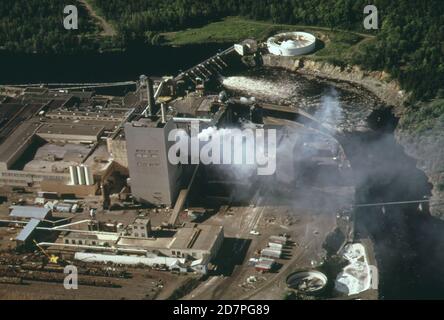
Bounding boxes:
[313,87,343,131]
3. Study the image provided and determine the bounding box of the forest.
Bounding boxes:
[0,0,443,100]
[0,0,102,53]
[92,0,444,101]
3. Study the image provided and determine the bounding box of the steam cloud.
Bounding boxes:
[221,71,438,298]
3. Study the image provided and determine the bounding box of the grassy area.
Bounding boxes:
[310,32,373,66]
[162,17,278,45]
[163,16,370,42]
[162,16,373,66]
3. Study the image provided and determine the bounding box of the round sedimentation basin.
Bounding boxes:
[267,32,316,56]
[286,270,328,294]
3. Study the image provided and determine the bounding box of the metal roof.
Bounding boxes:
[16,218,40,242]
[9,206,51,220]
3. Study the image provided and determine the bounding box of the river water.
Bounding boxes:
[222,68,444,299]
[0,44,231,85]
[221,68,383,132]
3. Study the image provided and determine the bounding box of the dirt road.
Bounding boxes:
[79,0,117,36]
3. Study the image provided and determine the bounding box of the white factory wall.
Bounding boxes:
[74,252,187,271]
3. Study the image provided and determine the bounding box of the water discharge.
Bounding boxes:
[222,67,440,299]
[222,75,297,99]
[222,68,378,132]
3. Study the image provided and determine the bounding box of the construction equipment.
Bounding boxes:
[32,239,60,264]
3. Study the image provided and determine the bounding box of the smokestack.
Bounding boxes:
[146,77,155,117]
[139,74,147,107]
[161,103,166,124]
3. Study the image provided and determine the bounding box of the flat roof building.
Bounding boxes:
[9,206,51,220]
[117,223,224,262]
[9,206,52,244]
[36,123,105,143]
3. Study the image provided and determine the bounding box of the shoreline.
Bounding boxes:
[261,53,443,219]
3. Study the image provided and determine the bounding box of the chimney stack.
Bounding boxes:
[139,74,147,107]
[161,103,166,124]
[146,77,155,117]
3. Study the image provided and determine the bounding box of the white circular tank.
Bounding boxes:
[267,32,316,56]
[286,270,328,294]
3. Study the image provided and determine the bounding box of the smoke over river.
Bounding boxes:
[221,67,444,299]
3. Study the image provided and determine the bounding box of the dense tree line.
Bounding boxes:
[92,0,443,100]
[94,0,365,33]
[0,0,99,53]
[0,0,442,100]
[350,0,444,101]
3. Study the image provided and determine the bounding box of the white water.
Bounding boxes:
[222,75,343,130]
[222,76,297,99]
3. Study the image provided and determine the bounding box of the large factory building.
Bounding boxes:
[124,118,182,206]
[0,88,135,197]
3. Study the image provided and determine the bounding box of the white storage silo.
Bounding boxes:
[69,165,79,185]
[84,166,94,186]
[77,165,86,185]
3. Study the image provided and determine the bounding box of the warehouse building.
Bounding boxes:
[9,206,52,245]
[117,223,224,262]
[0,88,133,196]
[36,123,105,144]
[56,221,223,274]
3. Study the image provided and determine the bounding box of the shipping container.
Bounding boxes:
[269,235,287,245]
[255,259,275,272]
[261,248,281,259]
[268,242,283,250]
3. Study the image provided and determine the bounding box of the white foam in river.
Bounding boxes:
[335,243,375,295]
[222,76,294,99]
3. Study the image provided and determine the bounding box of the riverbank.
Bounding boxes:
[262,54,443,219]
[251,58,444,298]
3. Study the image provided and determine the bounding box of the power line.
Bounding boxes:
[353,199,444,208]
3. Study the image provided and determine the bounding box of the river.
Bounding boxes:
[2,47,443,299]
[0,44,231,85]
[222,67,443,299]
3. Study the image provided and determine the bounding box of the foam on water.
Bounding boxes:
[222,76,295,99]
[223,75,344,130]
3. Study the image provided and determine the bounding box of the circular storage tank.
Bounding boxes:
[267,32,316,56]
[286,270,328,294]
